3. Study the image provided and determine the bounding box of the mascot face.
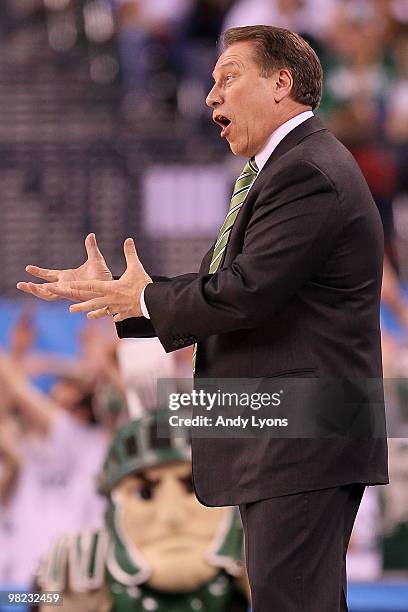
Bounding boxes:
[112,461,225,592]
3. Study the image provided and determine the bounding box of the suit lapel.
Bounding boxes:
[203,117,328,273]
[263,116,327,170]
[230,116,328,223]
[251,116,327,192]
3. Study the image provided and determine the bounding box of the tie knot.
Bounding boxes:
[237,157,259,182]
[235,157,258,186]
[248,156,259,174]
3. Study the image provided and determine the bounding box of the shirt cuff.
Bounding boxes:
[140,285,151,319]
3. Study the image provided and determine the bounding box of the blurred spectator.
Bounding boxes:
[112,0,193,116]
[347,487,382,580]
[176,0,235,118]
[117,338,176,416]
[0,354,108,585]
[323,99,400,266]
[77,320,125,397]
[0,414,21,507]
[324,1,391,109]
[222,0,338,43]
[353,144,399,265]
[7,306,37,363]
[0,412,22,590]
[6,310,127,435]
[388,0,408,26]
[324,0,401,269]
[382,439,408,571]
[4,0,44,21]
[382,257,408,333]
[385,28,408,194]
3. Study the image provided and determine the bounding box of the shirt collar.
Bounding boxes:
[255,110,314,172]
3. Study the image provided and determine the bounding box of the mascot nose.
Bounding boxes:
[157,480,188,528]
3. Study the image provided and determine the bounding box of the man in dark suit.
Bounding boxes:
[18,26,387,612]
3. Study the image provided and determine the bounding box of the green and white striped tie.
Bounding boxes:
[192,157,259,372]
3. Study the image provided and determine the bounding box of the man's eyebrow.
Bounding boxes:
[212,61,241,79]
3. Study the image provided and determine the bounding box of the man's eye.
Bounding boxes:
[226,74,234,82]
[179,474,194,494]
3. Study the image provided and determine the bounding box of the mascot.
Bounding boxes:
[38,410,249,611]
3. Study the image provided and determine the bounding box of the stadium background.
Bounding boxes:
[0,0,408,610]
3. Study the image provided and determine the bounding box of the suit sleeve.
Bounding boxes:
[115,273,199,339]
[142,160,342,353]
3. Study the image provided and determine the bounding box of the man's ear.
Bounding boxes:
[274,68,294,103]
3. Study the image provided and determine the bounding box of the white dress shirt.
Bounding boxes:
[140,110,314,319]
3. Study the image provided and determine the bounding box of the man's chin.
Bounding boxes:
[228,139,248,158]
[228,141,241,156]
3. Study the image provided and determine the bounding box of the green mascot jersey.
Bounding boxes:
[39,515,248,612]
[108,569,247,612]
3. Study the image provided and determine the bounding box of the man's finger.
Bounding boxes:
[16,282,59,301]
[48,280,109,295]
[44,283,101,302]
[88,307,114,320]
[85,233,105,261]
[69,297,111,314]
[29,285,59,301]
[16,282,33,294]
[87,307,116,320]
[25,266,59,282]
[123,238,140,271]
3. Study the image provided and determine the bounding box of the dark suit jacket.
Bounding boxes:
[116,117,388,506]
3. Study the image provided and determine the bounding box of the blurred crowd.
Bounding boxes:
[0,312,121,585]
[0,310,192,587]
[0,0,408,596]
[112,0,408,268]
[2,1,408,258]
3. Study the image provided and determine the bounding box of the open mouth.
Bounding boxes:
[213,114,232,137]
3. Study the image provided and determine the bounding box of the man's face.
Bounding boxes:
[112,462,225,592]
[206,41,280,158]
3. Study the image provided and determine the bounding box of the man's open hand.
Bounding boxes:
[17,233,112,301]
[37,238,152,322]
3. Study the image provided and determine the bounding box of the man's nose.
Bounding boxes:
[206,84,223,108]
